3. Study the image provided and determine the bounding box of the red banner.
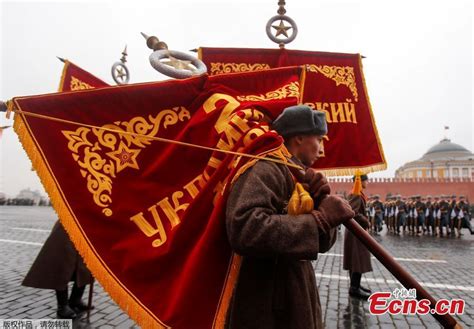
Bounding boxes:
[12,67,303,328]
[199,47,387,175]
[58,59,109,92]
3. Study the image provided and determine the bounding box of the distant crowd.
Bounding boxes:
[0,198,51,206]
[363,194,473,237]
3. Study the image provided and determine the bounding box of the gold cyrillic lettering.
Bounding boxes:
[157,192,188,229]
[330,102,346,123]
[344,100,357,123]
[203,93,240,133]
[130,205,167,247]
[183,174,207,199]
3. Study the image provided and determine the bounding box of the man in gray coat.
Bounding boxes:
[225,105,355,329]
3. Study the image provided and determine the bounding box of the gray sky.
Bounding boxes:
[0,0,472,197]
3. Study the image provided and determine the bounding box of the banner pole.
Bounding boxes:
[286,166,460,328]
[344,218,460,328]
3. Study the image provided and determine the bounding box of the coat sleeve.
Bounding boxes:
[226,160,336,260]
[348,194,369,229]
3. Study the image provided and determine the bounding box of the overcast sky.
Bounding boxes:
[0,0,472,197]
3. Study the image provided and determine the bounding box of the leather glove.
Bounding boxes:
[311,195,355,233]
[303,168,331,200]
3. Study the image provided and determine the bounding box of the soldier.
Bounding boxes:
[385,197,392,234]
[344,174,372,300]
[424,196,434,235]
[406,196,415,235]
[368,196,376,234]
[22,221,94,319]
[432,196,441,236]
[372,195,384,235]
[439,195,450,236]
[458,195,473,235]
[414,195,425,236]
[449,195,458,237]
[225,105,355,328]
[395,195,407,235]
[389,197,397,234]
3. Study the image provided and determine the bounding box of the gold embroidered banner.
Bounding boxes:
[58,59,109,92]
[12,66,304,328]
[199,47,387,176]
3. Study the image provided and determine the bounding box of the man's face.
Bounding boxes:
[294,134,323,167]
[361,180,368,189]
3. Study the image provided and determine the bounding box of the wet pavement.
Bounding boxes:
[1,206,473,328]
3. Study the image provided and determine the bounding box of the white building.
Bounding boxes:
[395,138,474,179]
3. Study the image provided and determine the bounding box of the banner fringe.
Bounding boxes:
[213,254,241,328]
[318,163,387,177]
[358,55,387,168]
[13,107,168,329]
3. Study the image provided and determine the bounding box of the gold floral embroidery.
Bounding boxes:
[210,63,271,75]
[62,106,191,216]
[307,65,358,102]
[236,82,299,102]
[70,76,94,91]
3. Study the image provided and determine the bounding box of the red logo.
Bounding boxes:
[368,290,464,316]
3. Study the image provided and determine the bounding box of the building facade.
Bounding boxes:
[394,138,474,179]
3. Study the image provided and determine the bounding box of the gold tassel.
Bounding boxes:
[297,183,314,213]
[288,182,314,215]
[288,184,301,215]
[351,171,362,196]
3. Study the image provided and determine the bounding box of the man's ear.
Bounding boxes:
[294,135,304,145]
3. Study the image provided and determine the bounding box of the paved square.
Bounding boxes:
[1,206,473,328]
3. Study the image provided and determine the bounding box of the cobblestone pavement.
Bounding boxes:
[1,206,473,328]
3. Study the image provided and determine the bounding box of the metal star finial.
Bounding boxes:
[162,56,195,71]
[272,19,292,38]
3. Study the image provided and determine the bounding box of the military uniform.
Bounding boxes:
[458,197,473,235]
[415,196,426,236]
[432,197,441,236]
[448,196,458,236]
[372,197,384,235]
[395,196,407,235]
[438,196,450,236]
[424,197,434,235]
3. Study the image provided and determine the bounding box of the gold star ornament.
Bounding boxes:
[272,20,292,38]
[107,142,141,173]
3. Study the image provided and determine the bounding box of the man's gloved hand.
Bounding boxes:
[304,168,331,200]
[312,195,355,232]
[354,214,370,229]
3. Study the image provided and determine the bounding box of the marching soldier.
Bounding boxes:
[439,195,450,236]
[424,196,434,235]
[432,196,441,236]
[415,195,425,236]
[395,195,407,235]
[372,195,384,235]
[449,195,458,237]
[368,197,376,234]
[458,195,473,235]
[407,196,416,235]
[388,197,397,234]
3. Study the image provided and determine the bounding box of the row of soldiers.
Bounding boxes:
[365,195,473,237]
